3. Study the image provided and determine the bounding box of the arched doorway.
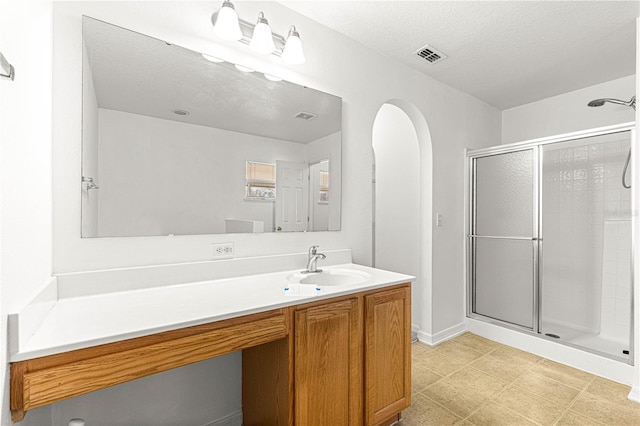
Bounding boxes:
[372,101,433,339]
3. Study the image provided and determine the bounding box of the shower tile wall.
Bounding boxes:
[541,138,631,335]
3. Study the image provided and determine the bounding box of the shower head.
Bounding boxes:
[587,96,636,110]
[587,99,607,107]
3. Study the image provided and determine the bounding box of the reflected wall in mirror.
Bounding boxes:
[81,16,342,237]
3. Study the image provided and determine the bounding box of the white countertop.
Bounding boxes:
[11,263,413,362]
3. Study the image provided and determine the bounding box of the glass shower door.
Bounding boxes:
[470,148,538,330]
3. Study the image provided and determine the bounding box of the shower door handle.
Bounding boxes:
[467,235,540,241]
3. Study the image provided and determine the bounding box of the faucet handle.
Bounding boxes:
[309,245,319,256]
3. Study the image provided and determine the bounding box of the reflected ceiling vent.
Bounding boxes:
[413,44,447,64]
[294,111,317,121]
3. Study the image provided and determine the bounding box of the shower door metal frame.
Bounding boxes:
[465,122,636,365]
[467,146,541,332]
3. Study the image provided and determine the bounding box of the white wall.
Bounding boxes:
[502,75,636,144]
[0,1,54,425]
[0,1,502,424]
[96,108,306,236]
[373,104,421,329]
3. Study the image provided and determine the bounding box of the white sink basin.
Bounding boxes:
[289,269,372,286]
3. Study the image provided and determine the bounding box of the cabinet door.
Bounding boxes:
[365,285,411,425]
[295,298,362,426]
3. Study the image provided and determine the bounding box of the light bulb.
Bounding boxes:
[212,1,242,41]
[282,26,305,65]
[250,12,276,54]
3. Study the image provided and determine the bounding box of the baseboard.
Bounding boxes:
[416,322,466,346]
[629,386,640,403]
[204,410,242,426]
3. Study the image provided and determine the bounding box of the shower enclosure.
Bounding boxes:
[467,124,634,363]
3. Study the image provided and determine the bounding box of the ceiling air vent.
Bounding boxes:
[414,44,447,64]
[294,111,318,121]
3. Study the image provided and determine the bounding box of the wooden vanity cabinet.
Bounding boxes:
[11,283,410,424]
[294,297,363,425]
[244,283,411,426]
[364,285,412,425]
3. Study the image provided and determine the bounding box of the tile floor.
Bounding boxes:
[403,332,640,425]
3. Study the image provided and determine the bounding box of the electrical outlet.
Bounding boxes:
[212,242,234,259]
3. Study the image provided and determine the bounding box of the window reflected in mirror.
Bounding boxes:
[245,161,276,201]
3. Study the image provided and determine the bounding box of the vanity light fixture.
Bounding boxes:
[213,0,242,41]
[250,12,276,54]
[282,26,305,65]
[211,1,306,64]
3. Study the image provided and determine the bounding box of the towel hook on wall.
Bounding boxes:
[0,52,15,81]
[82,176,100,191]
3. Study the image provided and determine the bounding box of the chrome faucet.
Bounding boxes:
[303,245,326,274]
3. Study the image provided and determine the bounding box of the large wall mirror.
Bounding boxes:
[81,16,342,237]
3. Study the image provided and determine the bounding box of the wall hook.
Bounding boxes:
[0,52,15,81]
[82,176,99,190]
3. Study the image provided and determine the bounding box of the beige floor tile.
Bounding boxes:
[401,393,462,426]
[412,364,443,393]
[412,342,435,364]
[485,345,542,365]
[495,385,566,425]
[416,350,472,376]
[585,376,634,404]
[555,410,604,425]
[453,332,505,354]
[466,401,537,426]
[435,340,485,365]
[409,334,638,426]
[570,390,640,425]
[422,366,507,417]
[530,359,594,390]
[514,371,580,406]
[469,353,532,382]
[412,341,434,357]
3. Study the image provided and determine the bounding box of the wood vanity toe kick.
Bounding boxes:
[11,308,288,422]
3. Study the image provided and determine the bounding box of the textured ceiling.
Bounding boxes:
[280,1,639,109]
